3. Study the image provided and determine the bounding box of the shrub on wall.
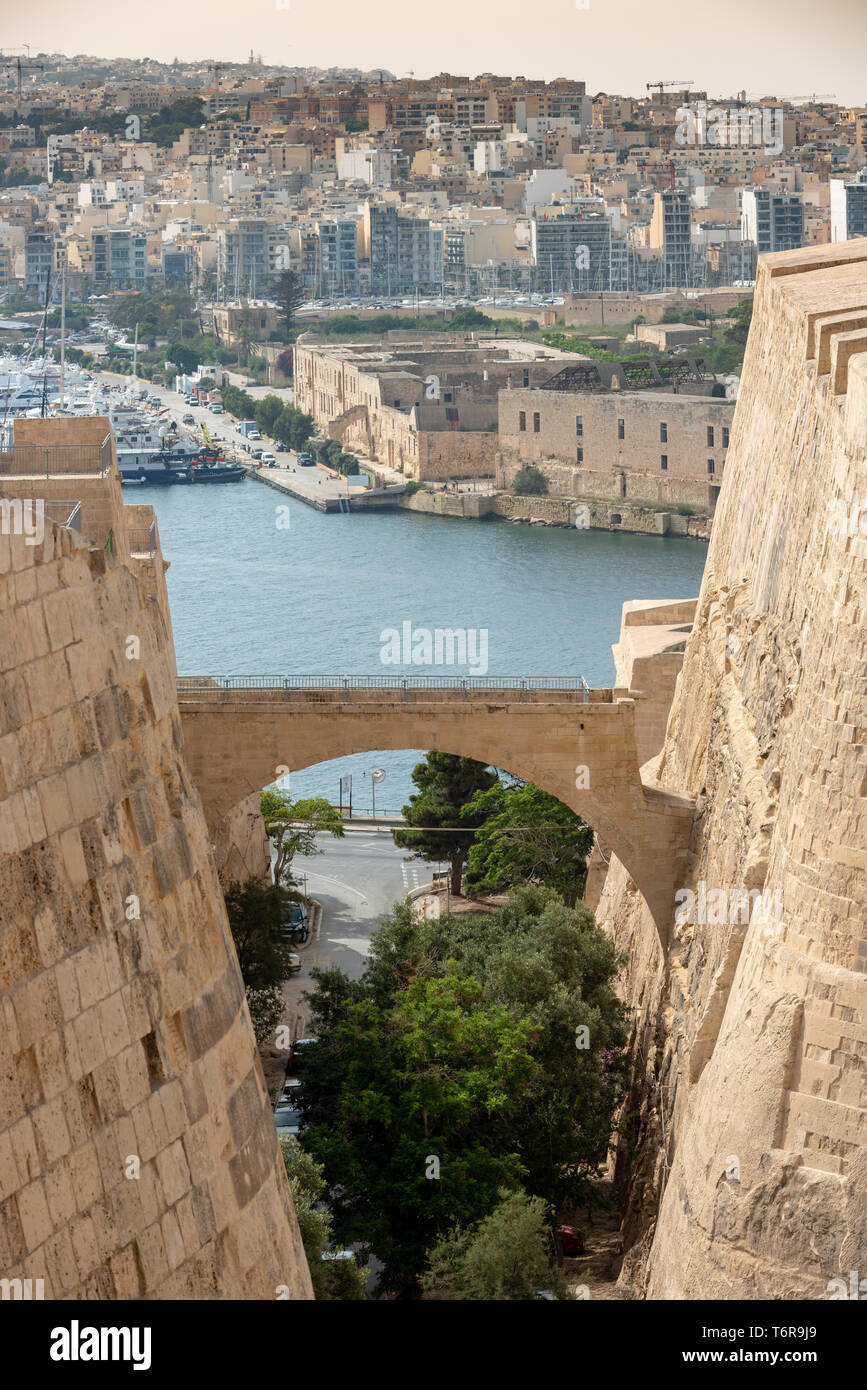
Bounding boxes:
[513,465,549,496]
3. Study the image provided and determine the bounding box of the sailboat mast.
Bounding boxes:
[59,260,66,411]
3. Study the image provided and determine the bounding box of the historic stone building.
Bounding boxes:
[294,337,558,480]
[498,367,735,513]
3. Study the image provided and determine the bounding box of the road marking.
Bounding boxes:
[328,937,372,956]
[304,870,369,904]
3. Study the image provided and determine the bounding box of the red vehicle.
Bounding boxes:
[556,1226,585,1257]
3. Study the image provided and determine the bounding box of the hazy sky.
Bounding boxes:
[6,0,866,106]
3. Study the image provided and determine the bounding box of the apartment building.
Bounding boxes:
[317,217,359,294]
[830,167,867,241]
[364,203,443,293]
[741,188,804,254]
[649,190,693,288]
[336,148,394,187]
[24,225,54,300]
[91,227,148,290]
[217,216,281,297]
[531,206,611,292]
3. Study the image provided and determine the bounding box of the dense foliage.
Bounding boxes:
[298,886,629,1296]
[280,1138,366,1299]
[220,386,315,451]
[423,1189,566,1299]
[462,781,594,905]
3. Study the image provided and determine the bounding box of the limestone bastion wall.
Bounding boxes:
[0,520,312,1299]
[597,239,867,1299]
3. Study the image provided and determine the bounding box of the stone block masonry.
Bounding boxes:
[597,237,867,1299]
[0,519,312,1299]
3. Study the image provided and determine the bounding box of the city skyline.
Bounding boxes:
[9,0,866,106]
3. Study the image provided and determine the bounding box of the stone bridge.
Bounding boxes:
[177,675,696,945]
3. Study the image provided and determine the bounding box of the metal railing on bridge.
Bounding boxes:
[177,674,596,703]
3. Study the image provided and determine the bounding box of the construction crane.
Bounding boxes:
[1,46,44,103]
[737,91,836,104]
[646,79,693,101]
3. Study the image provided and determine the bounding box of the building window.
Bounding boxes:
[533,412,540,433]
[707,425,715,447]
[444,391,452,402]
[576,415,583,436]
[522,369,530,387]
[661,455,668,471]
[618,418,625,440]
[660,422,668,443]
[722,426,729,448]
[519,411,526,431]
[577,446,583,464]
[707,459,715,475]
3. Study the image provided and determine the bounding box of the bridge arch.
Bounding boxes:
[177,678,695,947]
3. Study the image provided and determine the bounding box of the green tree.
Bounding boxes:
[359,886,630,1214]
[725,296,753,346]
[260,788,344,886]
[167,343,197,375]
[222,384,257,419]
[253,392,284,437]
[223,877,298,989]
[236,307,253,365]
[300,968,538,1296]
[145,97,205,147]
[276,268,309,337]
[393,752,498,896]
[423,1188,564,1299]
[280,1137,366,1299]
[272,406,314,451]
[462,782,594,905]
[513,465,548,496]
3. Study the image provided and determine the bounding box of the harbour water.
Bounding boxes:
[144,478,708,811]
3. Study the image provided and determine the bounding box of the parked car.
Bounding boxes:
[297,452,314,466]
[280,1077,302,1104]
[250,446,264,460]
[260,451,278,467]
[289,1037,317,1072]
[285,952,301,975]
[182,413,195,424]
[274,1104,303,1137]
[210,402,223,414]
[280,902,309,943]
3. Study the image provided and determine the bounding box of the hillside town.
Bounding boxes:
[2,59,866,304]
[3,56,866,529]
